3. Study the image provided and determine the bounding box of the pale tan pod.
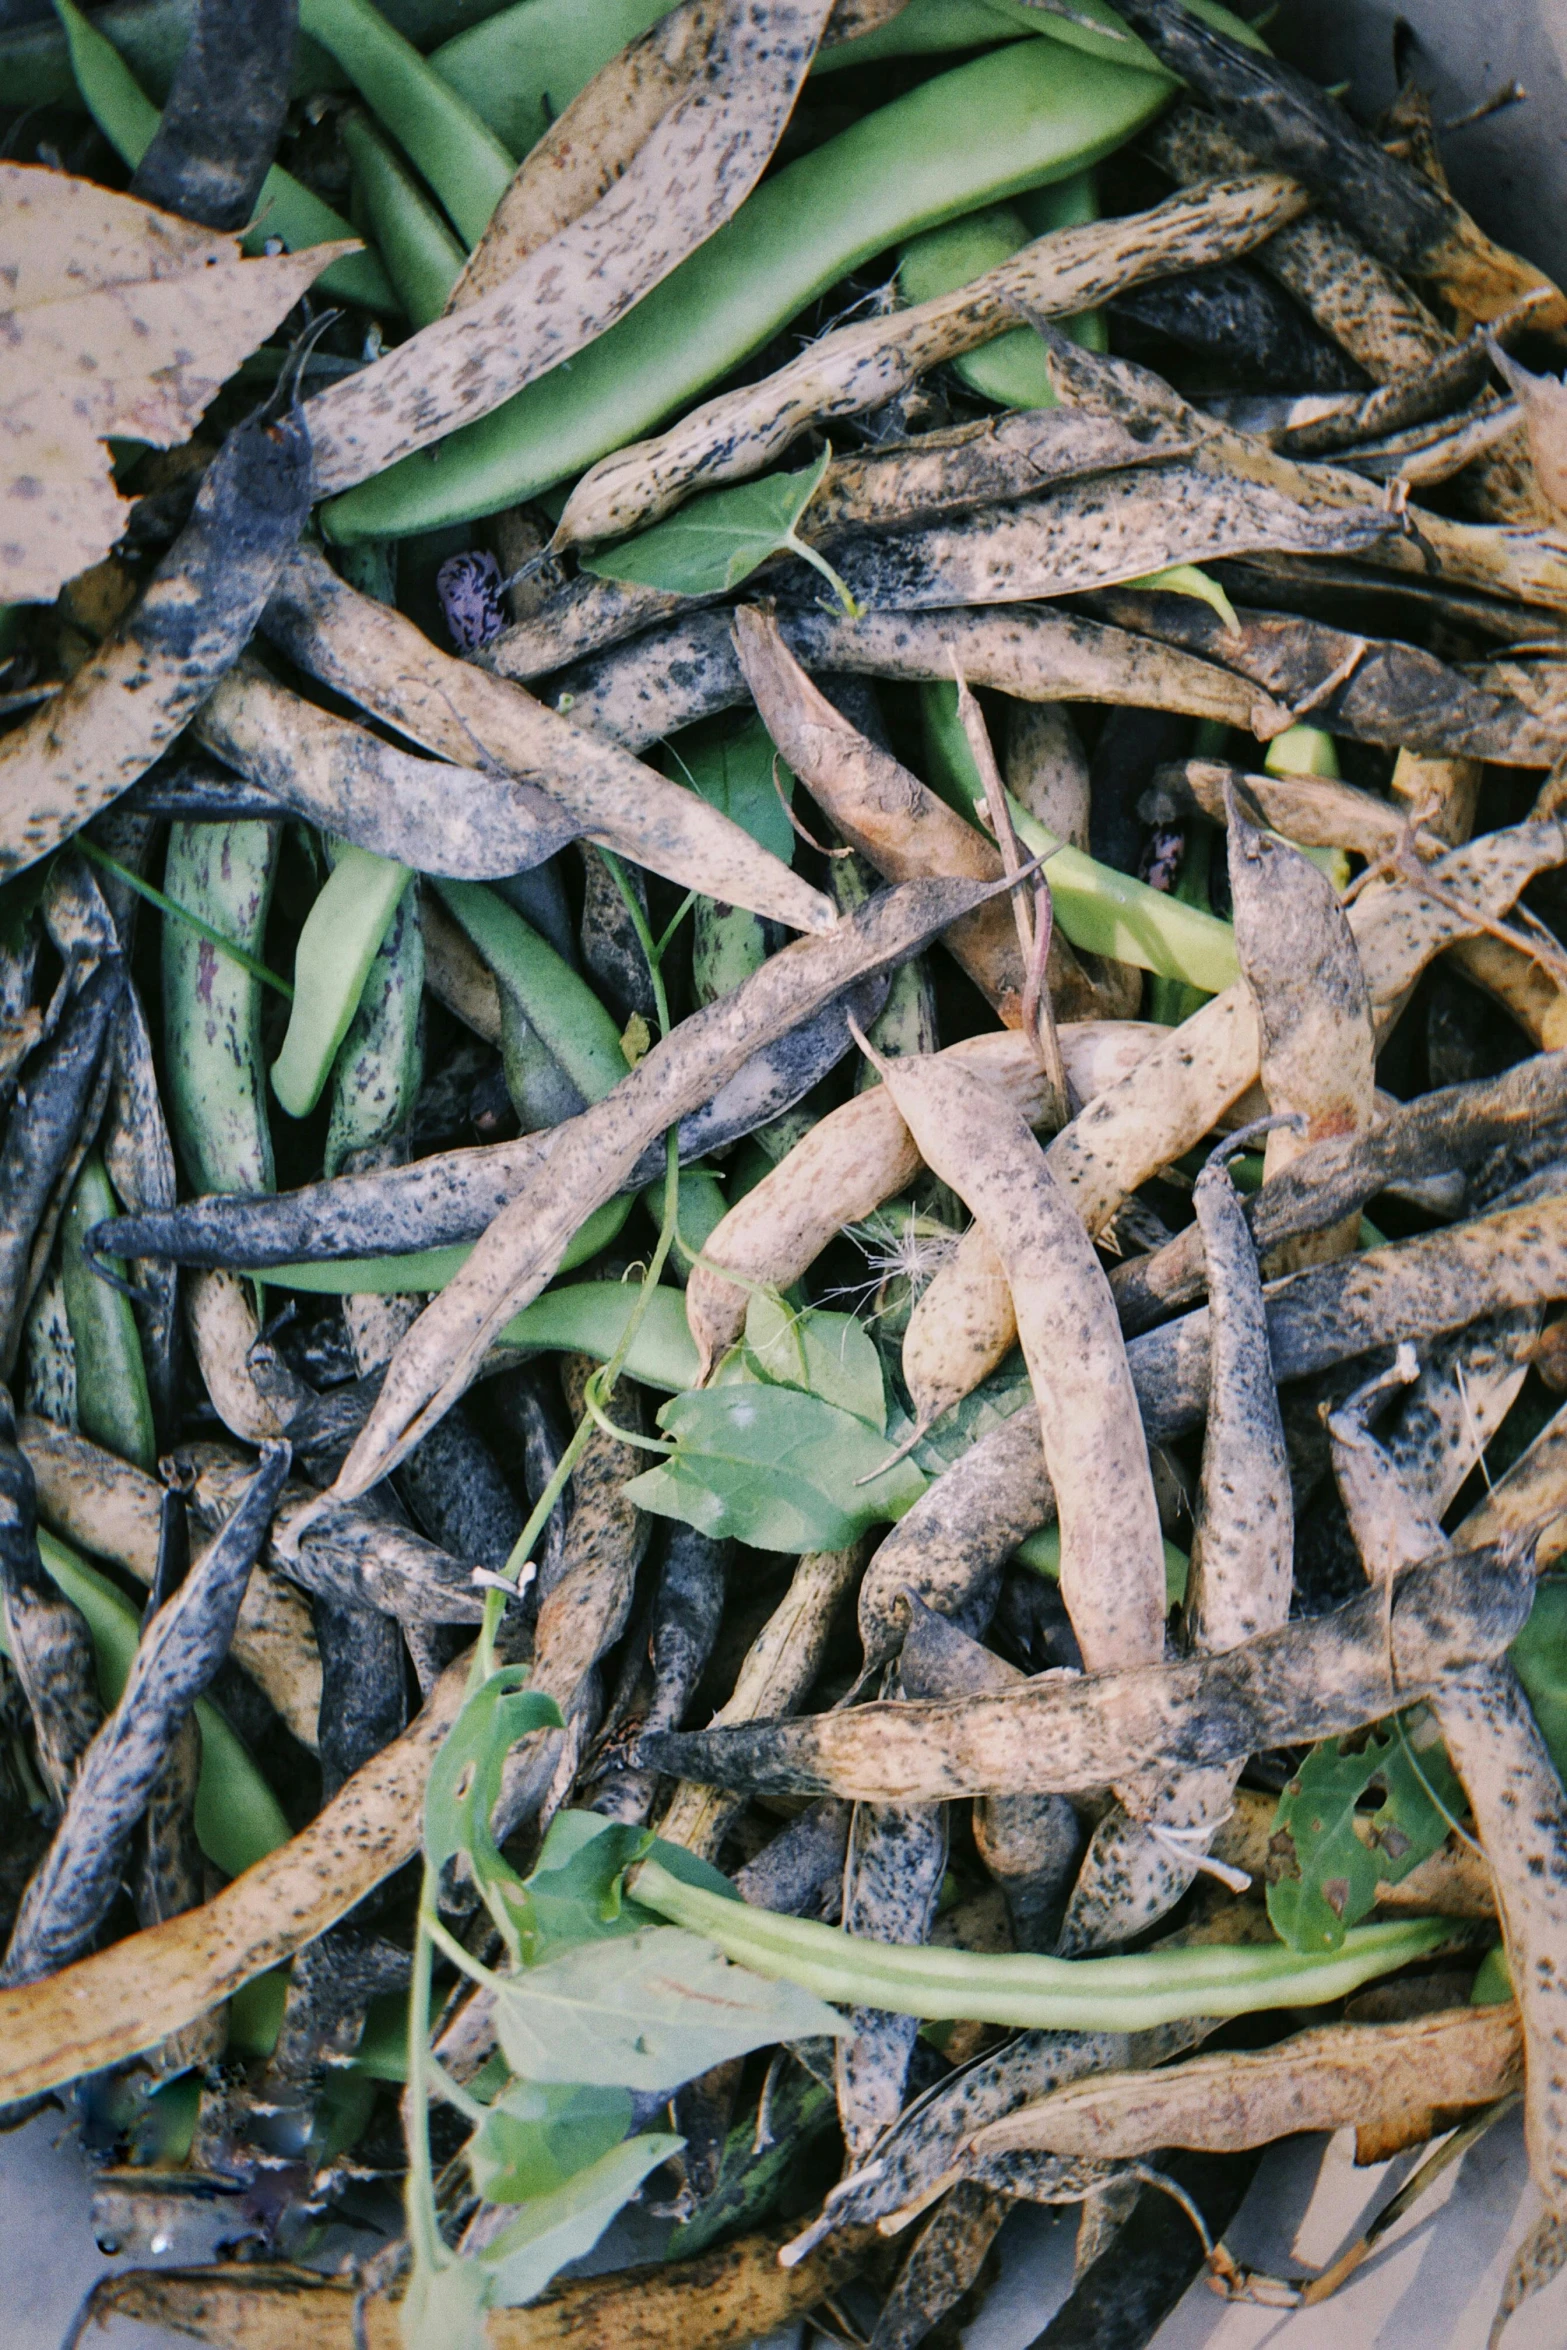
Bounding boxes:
[866,1049,1165,1676]
[685,1023,1168,1375]
[183,1271,290,1448]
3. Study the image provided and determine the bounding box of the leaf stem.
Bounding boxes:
[784,531,861,618]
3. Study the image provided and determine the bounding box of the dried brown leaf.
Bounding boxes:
[0,164,352,603]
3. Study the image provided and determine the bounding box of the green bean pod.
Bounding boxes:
[919,682,1238,992]
[298,0,514,249]
[501,1001,587,1134]
[24,1531,289,1877]
[631,1858,1447,2031]
[342,108,464,330]
[430,878,630,1105]
[265,1197,634,1299]
[59,1154,156,1474]
[692,898,770,1010]
[324,857,425,1179]
[898,172,1106,409]
[53,0,396,311]
[271,845,412,1122]
[321,39,1172,542]
[162,820,278,1198]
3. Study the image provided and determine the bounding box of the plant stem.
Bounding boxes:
[76,837,296,999]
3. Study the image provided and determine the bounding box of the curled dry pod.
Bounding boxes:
[859,1040,1165,1681]
[328,872,1009,1499]
[1061,1144,1289,1954]
[0,403,313,881]
[1,1443,290,1986]
[1328,1377,1567,2217]
[641,1537,1535,1805]
[1224,777,1375,1269]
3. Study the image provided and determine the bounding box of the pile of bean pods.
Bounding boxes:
[4,0,1567,2343]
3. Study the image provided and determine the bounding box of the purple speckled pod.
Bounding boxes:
[436,550,506,652]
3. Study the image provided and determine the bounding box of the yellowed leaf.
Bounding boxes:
[0,162,356,605]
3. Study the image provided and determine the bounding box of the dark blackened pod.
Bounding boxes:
[1109,263,1363,393]
[393,1403,524,1579]
[135,1491,203,1936]
[835,1758,950,2167]
[1,1441,289,1986]
[0,957,123,1378]
[265,1925,410,2097]
[1109,0,1564,331]
[622,970,892,1188]
[870,2181,1010,2350]
[0,1390,100,1811]
[0,404,314,882]
[592,1526,729,1825]
[1089,709,1192,881]
[100,982,180,1443]
[733,1797,853,1917]
[311,1594,408,1804]
[900,1598,1081,1955]
[1025,2147,1264,2350]
[483,1363,572,1609]
[128,0,297,232]
[580,846,657,1028]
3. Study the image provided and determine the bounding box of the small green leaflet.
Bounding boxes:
[423,1669,563,1954]
[580,447,858,612]
[625,1382,927,1552]
[1266,1710,1465,1952]
[1126,562,1240,633]
[510,1810,652,1965]
[670,715,797,866]
[742,1293,887,1430]
[494,1924,847,2092]
[466,2080,634,2204]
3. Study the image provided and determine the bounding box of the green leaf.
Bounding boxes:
[743,1293,887,1430]
[478,2132,683,2308]
[493,1925,847,2092]
[424,1668,564,1951]
[625,1383,927,1552]
[1511,1576,1567,1785]
[581,448,844,600]
[1266,1711,1463,1953]
[467,2080,633,2205]
[902,1355,1036,1476]
[671,717,797,865]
